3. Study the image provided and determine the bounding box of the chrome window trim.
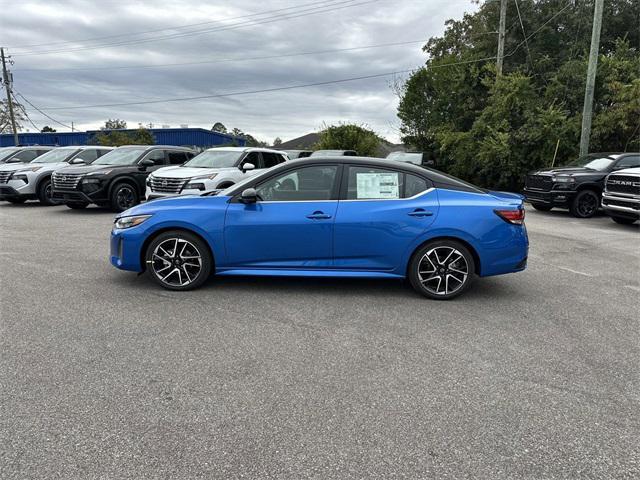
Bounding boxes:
[251,187,436,204]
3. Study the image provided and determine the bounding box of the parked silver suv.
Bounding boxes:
[146,147,288,200]
[0,146,113,205]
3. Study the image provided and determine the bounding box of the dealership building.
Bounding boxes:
[0,127,245,149]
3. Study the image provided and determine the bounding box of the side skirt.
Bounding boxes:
[215,268,405,279]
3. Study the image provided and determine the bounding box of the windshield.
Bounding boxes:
[31,148,77,163]
[387,152,423,165]
[0,148,19,162]
[183,150,243,168]
[566,155,616,171]
[93,147,147,165]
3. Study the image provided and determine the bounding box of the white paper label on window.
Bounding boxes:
[356,172,400,199]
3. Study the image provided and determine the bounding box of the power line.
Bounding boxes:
[12,0,377,56]
[30,1,574,113]
[15,92,72,129]
[15,39,429,72]
[12,93,40,131]
[9,0,353,50]
[513,0,534,71]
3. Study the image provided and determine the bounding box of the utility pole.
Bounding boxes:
[1,47,19,146]
[579,0,604,157]
[496,0,508,76]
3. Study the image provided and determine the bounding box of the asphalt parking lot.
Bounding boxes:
[1,203,639,479]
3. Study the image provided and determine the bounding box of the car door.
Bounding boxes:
[333,165,439,271]
[133,149,167,193]
[223,164,341,269]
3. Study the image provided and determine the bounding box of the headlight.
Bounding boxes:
[12,174,28,183]
[185,174,216,190]
[114,215,152,229]
[553,175,575,183]
[82,178,101,184]
[190,174,218,181]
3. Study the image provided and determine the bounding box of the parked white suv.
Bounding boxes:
[146,147,288,200]
[0,146,113,205]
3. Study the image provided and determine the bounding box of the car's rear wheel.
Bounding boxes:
[408,240,475,300]
[66,202,88,209]
[145,231,212,291]
[570,190,599,218]
[110,182,139,212]
[610,215,637,225]
[531,203,552,212]
[37,178,57,206]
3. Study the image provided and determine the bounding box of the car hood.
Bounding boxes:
[55,164,124,175]
[152,166,239,179]
[0,162,30,172]
[118,194,230,217]
[529,166,603,176]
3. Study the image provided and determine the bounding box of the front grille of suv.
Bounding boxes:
[0,171,13,184]
[526,174,553,191]
[149,176,186,193]
[52,172,83,190]
[606,175,640,196]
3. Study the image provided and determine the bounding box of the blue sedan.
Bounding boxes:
[110,157,528,299]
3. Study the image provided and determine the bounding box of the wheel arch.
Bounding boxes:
[406,235,482,277]
[35,173,52,192]
[575,183,602,194]
[139,226,215,272]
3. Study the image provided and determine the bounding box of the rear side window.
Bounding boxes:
[144,150,166,165]
[168,151,188,165]
[346,166,404,200]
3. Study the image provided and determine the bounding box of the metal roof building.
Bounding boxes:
[0,127,245,148]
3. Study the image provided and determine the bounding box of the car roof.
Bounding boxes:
[115,145,195,151]
[204,146,286,154]
[9,146,54,150]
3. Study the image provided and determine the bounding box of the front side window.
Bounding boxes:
[74,149,99,163]
[241,152,263,169]
[143,150,166,165]
[256,165,338,202]
[94,147,147,165]
[615,155,640,169]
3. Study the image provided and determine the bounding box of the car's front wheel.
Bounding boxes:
[570,190,599,218]
[145,230,212,291]
[37,178,57,206]
[408,240,475,300]
[110,182,139,212]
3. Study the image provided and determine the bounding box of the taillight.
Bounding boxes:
[494,208,525,225]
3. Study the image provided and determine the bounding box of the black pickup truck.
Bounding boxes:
[523,152,640,218]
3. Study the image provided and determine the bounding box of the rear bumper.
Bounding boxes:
[602,192,640,219]
[522,188,575,207]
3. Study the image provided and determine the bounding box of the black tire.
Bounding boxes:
[569,189,599,218]
[408,239,476,300]
[6,198,27,204]
[37,178,56,206]
[531,203,552,212]
[66,202,88,209]
[145,230,212,291]
[110,182,139,212]
[611,215,637,225]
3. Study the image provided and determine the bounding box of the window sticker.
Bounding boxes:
[356,172,400,199]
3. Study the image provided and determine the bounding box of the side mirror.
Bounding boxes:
[423,160,435,167]
[241,162,255,173]
[240,188,258,203]
[139,159,155,169]
[70,158,85,165]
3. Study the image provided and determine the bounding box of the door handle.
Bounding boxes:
[306,211,332,220]
[408,209,433,217]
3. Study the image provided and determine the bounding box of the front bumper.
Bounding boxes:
[52,187,106,204]
[0,182,36,200]
[602,192,640,219]
[522,188,576,207]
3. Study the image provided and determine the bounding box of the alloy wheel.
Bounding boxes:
[577,193,597,217]
[417,246,469,296]
[116,185,136,210]
[151,238,203,287]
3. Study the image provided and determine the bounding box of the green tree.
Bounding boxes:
[102,119,127,130]
[315,123,382,156]
[0,99,26,133]
[273,137,282,147]
[94,127,155,146]
[211,122,227,133]
[41,125,56,133]
[397,0,640,190]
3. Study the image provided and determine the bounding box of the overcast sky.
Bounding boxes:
[1,0,479,143]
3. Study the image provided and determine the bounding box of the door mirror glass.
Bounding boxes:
[241,162,255,172]
[240,187,258,203]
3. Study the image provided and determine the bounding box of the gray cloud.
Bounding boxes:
[1,0,478,143]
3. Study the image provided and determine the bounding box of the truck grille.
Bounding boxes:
[0,171,12,184]
[525,174,553,191]
[52,172,83,190]
[149,176,186,193]
[606,175,640,196]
